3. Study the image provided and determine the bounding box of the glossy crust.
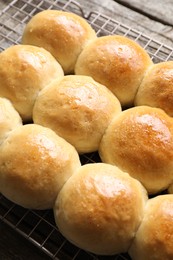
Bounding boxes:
[33,75,122,153]
[75,35,153,107]
[22,10,97,74]
[0,98,22,145]
[0,124,81,209]
[129,195,173,260]
[54,163,148,255]
[99,106,173,194]
[168,182,173,193]
[135,61,173,117]
[0,44,64,121]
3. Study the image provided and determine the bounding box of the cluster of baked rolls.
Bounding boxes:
[0,9,173,260]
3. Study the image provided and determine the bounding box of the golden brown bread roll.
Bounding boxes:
[99,106,173,194]
[0,124,81,209]
[0,44,64,122]
[0,98,22,145]
[168,183,173,194]
[33,75,122,153]
[75,35,153,107]
[22,10,97,74]
[129,194,173,260]
[135,61,173,117]
[54,163,148,255]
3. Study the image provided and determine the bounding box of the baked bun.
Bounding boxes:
[0,97,22,145]
[22,10,97,74]
[75,35,153,107]
[99,106,173,194]
[135,61,173,117]
[129,194,173,260]
[0,44,64,122]
[168,181,173,194]
[54,163,148,255]
[0,124,81,209]
[33,75,121,153]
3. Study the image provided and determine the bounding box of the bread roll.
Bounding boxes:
[135,61,173,117]
[99,106,173,194]
[33,75,121,153]
[0,124,81,209]
[129,194,173,260]
[0,98,22,145]
[168,182,173,194]
[0,44,64,122]
[22,10,97,74]
[75,35,153,107]
[54,163,147,255]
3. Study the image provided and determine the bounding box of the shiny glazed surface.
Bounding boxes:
[54,163,147,255]
[33,75,121,153]
[75,35,153,107]
[135,61,173,117]
[99,106,173,194]
[0,45,64,121]
[0,124,81,209]
[22,10,97,74]
[129,195,173,260]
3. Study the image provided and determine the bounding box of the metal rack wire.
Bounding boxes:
[0,0,173,259]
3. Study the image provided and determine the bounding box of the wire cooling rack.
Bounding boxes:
[0,0,173,259]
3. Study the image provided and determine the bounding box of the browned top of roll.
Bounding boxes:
[129,194,173,260]
[22,10,97,74]
[54,163,147,255]
[0,124,81,209]
[75,35,153,107]
[33,75,121,153]
[0,44,64,121]
[99,105,173,194]
[135,61,173,117]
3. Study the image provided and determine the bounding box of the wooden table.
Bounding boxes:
[0,0,173,259]
[78,0,173,46]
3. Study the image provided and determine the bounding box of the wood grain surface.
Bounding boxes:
[116,0,173,25]
[77,0,173,46]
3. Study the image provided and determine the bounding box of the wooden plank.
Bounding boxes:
[78,0,173,47]
[0,0,10,10]
[115,0,173,25]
